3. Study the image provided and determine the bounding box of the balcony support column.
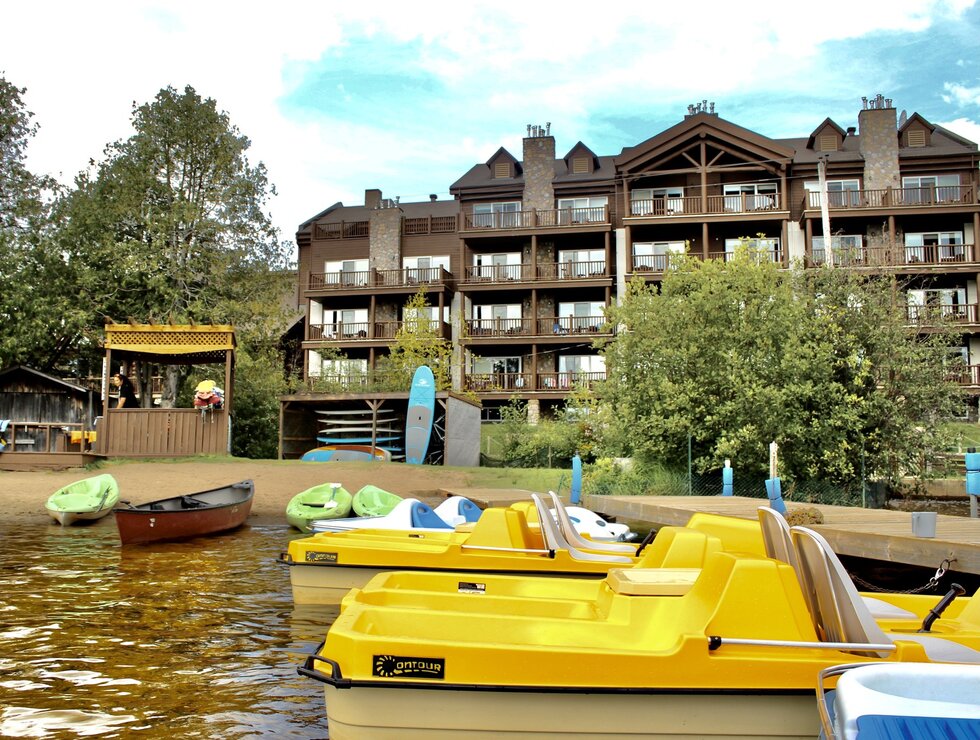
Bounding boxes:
[780,220,788,266]
[888,215,896,250]
[805,218,813,264]
[974,213,980,259]
[604,231,611,277]
[527,398,540,425]
[622,176,630,222]
[531,234,538,279]
[780,169,788,215]
[702,222,709,259]
[369,347,375,371]
[700,141,708,213]
[531,288,538,336]
[369,295,376,339]
[531,344,538,390]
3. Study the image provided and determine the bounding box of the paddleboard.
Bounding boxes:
[317,435,402,445]
[316,426,401,435]
[301,445,392,462]
[315,408,395,416]
[405,366,436,465]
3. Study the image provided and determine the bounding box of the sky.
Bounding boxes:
[4,1,980,256]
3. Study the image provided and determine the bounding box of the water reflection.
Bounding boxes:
[0,519,334,737]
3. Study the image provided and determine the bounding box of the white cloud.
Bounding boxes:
[938,117,980,143]
[942,82,980,107]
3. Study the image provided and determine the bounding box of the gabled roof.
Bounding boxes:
[487,146,520,171]
[615,112,796,172]
[806,118,847,149]
[899,112,935,134]
[0,365,92,395]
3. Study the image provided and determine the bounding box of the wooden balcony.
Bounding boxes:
[402,215,458,235]
[905,303,980,327]
[463,371,606,393]
[809,244,977,269]
[804,185,977,212]
[462,206,609,232]
[950,365,980,389]
[307,267,453,293]
[461,260,609,285]
[628,193,784,219]
[308,320,451,343]
[465,315,610,339]
[313,221,369,240]
[631,249,782,274]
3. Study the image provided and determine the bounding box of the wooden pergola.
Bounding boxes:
[98,322,236,457]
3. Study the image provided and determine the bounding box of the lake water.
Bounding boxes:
[0,519,333,737]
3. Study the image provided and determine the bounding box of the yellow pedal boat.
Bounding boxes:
[279,492,767,604]
[300,516,980,739]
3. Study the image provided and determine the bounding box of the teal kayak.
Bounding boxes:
[286,483,353,532]
[45,474,120,526]
[351,485,403,517]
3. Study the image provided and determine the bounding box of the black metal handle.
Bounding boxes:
[297,641,350,687]
[276,551,294,565]
[919,583,966,632]
[634,529,656,557]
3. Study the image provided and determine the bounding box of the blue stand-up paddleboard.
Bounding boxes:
[405,366,436,465]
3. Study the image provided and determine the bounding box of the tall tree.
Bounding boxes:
[377,289,453,390]
[598,246,963,482]
[57,85,292,397]
[0,75,71,371]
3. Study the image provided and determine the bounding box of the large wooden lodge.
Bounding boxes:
[296,95,980,421]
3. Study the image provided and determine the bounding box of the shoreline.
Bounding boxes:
[0,458,473,526]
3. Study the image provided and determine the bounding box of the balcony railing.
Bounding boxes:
[313,221,369,240]
[308,267,453,291]
[464,315,610,338]
[629,193,782,218]
[308,320,450,342]
[462,260,608,284]
[462,371,606,392]
[402,216,458,235]
[905,303,980,325]
[462,206,609,231]
[804,185,976,211]
[810,244,977,268]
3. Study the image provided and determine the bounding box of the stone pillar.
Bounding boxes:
[858,97,900,193]
[369,206,402,271]
[526,398,540,425]
[522,134,556,213]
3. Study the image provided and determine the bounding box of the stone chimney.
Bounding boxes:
[522,124,555,213]
[858,95,900,192]
[364,188,382,210]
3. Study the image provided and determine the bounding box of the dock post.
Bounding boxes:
[721,459,733,496]
[966,448,980,518]
[766,442,786,514]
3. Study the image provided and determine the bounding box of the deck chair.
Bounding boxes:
[757,507,915,620]
[548,492,636,554]
[791,526,980,663]
[530,494,633,564]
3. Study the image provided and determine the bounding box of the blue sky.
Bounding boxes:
[4,1,980,253]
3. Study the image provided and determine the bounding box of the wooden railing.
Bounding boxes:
[308,321,450,341]
[465,316,610,338]
[805,185,976,211]
[629,192,782,217]
[462,260,608,283]
[402,215,458,235]
[308,267,453,291]
[462,206,609,231]
[809,244,977,268]
[462,371,606,392]
[905,303,980,325]
[0,421,87,453]
[313,221,369,240]
[948,364,980,387]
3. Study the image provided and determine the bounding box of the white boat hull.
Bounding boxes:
[289,564,387,604]
[321,683,818,739]
[46,507,114,526]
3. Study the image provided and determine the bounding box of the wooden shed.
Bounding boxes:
[0,365,100,470]
[97,322,236,457]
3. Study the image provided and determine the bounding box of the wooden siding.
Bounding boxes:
[100,409,227,457]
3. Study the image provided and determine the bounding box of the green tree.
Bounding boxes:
[598,245,962,482]
[55,85,292,395]
[0,75,74,371]
[377,289,453,390]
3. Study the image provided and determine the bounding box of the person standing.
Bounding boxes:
[112,373,139,408]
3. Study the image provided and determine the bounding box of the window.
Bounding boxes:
[558,355,606,387]
[403,255,449,283]
[630,187,684,216]
[902,175,961,204]
[317,308,368,338]
[472,304,522,334]
[804,179,860,208]
[472,252,522,280]
[812,235,864,265]
[907,288,967,321]
[904,232,964,263]
[632,242,684,271]
[558,248,605,277]
[308,353,368,382]
[557,302,604,333]
[324,259,369,285]
[723,182,778,211]
[556,196,607,223]
[473,201,521,228]
[724,238,781,262]
[470,356,525,389]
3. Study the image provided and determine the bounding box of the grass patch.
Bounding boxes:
[467,466,569,494]
[946,421,980,452]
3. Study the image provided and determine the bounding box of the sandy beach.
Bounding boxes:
[0,459,477,525]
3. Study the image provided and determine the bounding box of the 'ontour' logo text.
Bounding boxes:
[373,654,446,679]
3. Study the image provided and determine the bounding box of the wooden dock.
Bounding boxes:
[437,487,980,575]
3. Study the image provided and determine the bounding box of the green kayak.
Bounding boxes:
[286,483,353,532]
[45,474,120,526]
[351,484,403,518]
